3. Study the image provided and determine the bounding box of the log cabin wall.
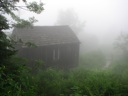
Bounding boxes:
[17,43,79,69]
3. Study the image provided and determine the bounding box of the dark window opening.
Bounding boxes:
[53,49,60,60]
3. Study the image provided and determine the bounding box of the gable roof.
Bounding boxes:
[12,26,80,46]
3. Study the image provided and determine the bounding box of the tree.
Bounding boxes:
[0,0,44,95]
[115,33,128,61]
[56,9,85,34]
[0,0,43,27]
[0,0,44,63]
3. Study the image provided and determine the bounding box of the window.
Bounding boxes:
[53,50,55,60]
[57,49,60,60]
[53,49,60,60]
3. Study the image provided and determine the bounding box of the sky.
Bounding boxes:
[17,0,128,46]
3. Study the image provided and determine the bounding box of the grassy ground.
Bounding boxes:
[31,50,128,96]
[34,65,128,96]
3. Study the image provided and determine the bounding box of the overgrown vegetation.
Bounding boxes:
[34,68,128,96]
[80,50,106,70]
[0,0,43,95]
[1,0,128,96]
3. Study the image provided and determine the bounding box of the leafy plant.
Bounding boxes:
[0,0,44,95]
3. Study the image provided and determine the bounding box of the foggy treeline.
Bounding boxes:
[54,8,128,70]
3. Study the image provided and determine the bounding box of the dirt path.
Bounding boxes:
[104,61,111,69]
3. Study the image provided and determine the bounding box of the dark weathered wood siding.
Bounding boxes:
[17,43,79,69]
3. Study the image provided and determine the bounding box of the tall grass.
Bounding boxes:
[23,48,128,96]
[34,67,128,96]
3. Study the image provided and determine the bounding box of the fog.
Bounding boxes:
[14,0,128,68]
[17,0,128,46]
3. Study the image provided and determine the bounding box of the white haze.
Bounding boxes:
[16,0,128,54]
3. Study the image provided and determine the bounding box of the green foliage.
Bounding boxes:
[0,56,37,96]
[13,17,38,28]
[110,33,128,80]
[0,15,9,30]
[26,1,44,14]
[0,32,16,63]
[0,0,44,95]
[34,67,128,96]
[115,33,128,62]
[80,50,106,70]
[0,0,44,28]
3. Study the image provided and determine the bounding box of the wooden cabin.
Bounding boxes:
[12,26,80,69]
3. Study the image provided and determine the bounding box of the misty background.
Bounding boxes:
[8,0,128,68]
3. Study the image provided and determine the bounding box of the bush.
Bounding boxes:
[34,67,128,96]
[0,56,37,96]
[79,50,106,70]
